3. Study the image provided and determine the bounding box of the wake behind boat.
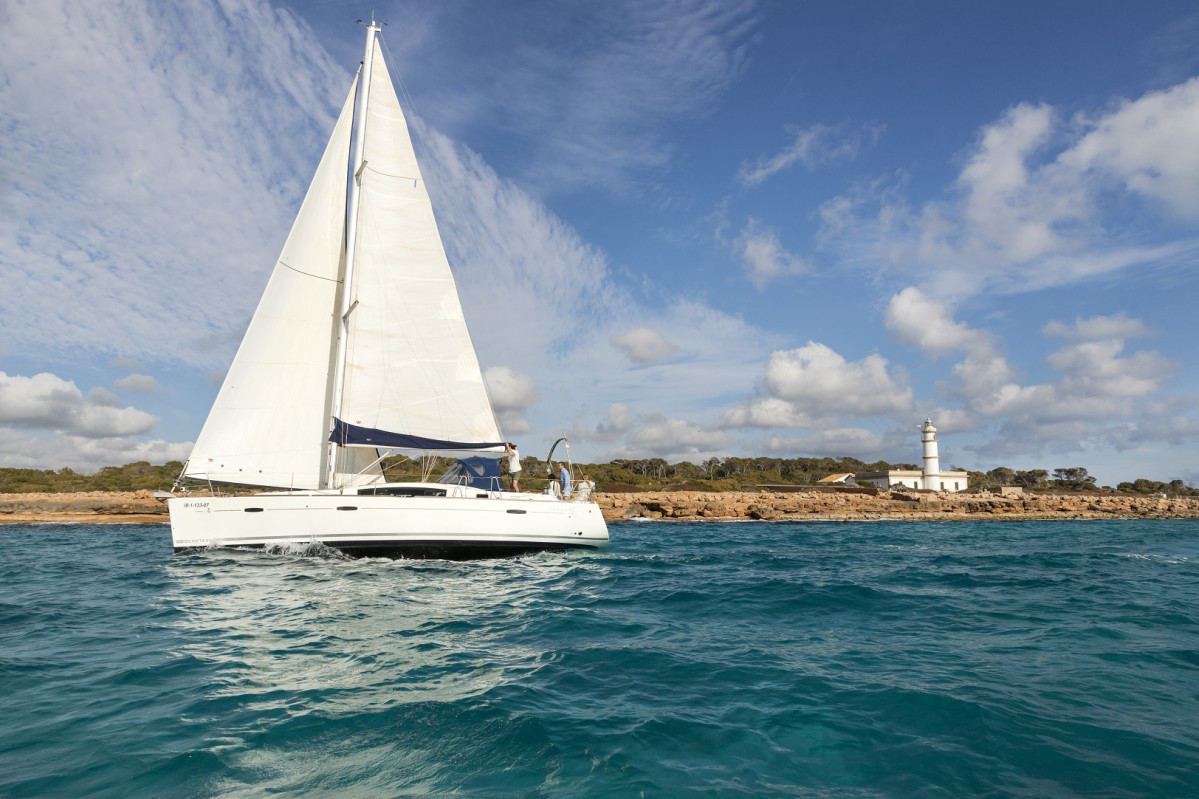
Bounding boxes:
[167,21,608,559]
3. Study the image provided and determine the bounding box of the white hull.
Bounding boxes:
[168,490,608,560]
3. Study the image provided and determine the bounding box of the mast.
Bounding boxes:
[325,20,380,488]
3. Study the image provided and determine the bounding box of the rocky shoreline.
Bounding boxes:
[595,489,1199,521]
[0,490,173,524]
[1,488,1198,525]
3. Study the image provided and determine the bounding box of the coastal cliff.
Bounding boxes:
[2,488,1198,524]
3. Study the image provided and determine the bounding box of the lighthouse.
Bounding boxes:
[849,418,968,492]
[920,418,940,491]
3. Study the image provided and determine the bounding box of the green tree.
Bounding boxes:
[987,466,1017,486]
[1014,469,1048,489]
[1051,467,1097,490]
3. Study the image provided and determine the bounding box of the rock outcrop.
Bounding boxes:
[593,489,1199,522]
[0,490,170,523]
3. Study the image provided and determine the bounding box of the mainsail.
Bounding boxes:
[184,35,502,490]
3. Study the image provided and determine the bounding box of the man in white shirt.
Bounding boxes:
[504,442,521,492]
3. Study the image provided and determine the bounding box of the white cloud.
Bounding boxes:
[720,342,912,439]
[484,366,540,410]
[594,404,636,438]
[599,412,730,461]
[87,387,123,408]
[885,303,1187,457]
[820,77,1199,299]
[736,219,807,289]
[881,291,1179,446]
[0,427,191,473]
[560,298,786,448]
[630,417,730,456]
[885,287,992,357]
[924,407,984,435]
[722,397,823,429]
[1060,76,1199,218]
[483,366,540,435]
[0,371,159,438]
[113,374,160,394]
[609,328,679,364]
[498,418,532,437]
[737,122,880,186]
[1106,395,1199,451]
[758,427,894,458]
[951,359,1055,419]
[1041,312,1150,342]
[1043,315,1174,400]
[762,343,912,417]
[956,102,1088,262]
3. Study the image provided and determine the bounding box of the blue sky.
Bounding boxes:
[2,0,1198,486]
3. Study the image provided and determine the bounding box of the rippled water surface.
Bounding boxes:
[2,519,1198,797]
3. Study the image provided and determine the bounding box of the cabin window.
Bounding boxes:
[357,486,447,497]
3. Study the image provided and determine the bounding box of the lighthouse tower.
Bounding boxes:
[920,418,940,491]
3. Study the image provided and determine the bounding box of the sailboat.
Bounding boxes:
[168,22,609,559]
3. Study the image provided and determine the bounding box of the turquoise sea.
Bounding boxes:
[1,519,1197,797]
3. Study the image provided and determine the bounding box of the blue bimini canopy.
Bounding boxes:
[329,418,506,452]
[436,456,505,491]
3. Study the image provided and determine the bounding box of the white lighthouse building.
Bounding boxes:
[920,417,940,490]
[852,418,970,492]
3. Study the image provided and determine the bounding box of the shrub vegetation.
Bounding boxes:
[1,457,1195,496]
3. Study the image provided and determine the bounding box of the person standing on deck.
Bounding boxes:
[558,462,572,498]
[505,442,521,492]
